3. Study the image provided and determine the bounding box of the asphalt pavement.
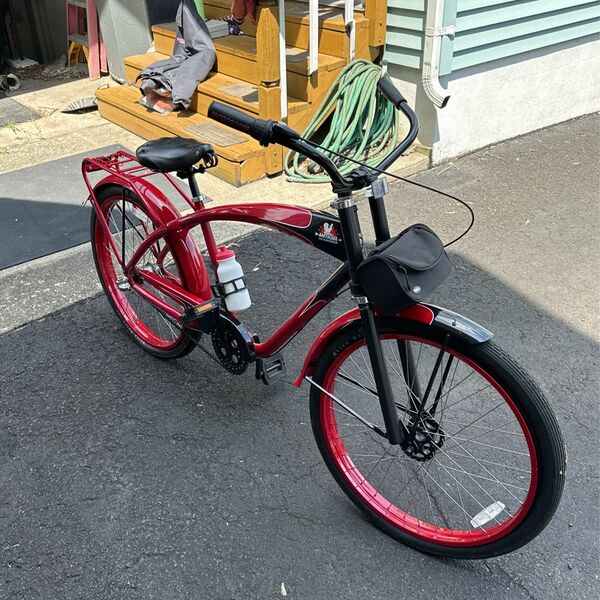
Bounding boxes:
[1,114,598,599]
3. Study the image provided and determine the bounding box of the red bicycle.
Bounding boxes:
[82,78,565,559]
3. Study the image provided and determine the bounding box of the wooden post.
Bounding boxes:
[365,0,388,48]
[100,30,107,74]
[256,1,280,87]
[256,1,284,174]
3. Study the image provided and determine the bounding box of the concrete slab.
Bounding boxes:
[0,96,40,127]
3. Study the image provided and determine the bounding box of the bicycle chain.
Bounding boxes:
[132,290,221,366]
[135,287,245,372]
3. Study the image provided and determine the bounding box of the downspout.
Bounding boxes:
[422,0,454,108]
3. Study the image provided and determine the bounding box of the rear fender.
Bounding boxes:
[91,175,210,300]
[292,303,492,387]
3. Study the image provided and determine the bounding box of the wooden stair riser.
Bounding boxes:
[202,2,370,60]
[96,87,267,186]
[152,27,346,101]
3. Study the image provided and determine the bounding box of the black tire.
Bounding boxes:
[309,318,566,559]
[91,185,197,359]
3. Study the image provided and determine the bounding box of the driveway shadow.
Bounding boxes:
[0,228,597,600]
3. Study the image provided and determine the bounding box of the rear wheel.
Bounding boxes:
[91,185,197,359]
[309,319,565,558]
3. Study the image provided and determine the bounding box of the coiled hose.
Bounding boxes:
[284,60,399,183]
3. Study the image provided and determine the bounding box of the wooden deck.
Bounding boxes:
[96,0,388,186]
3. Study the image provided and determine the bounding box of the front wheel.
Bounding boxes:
[309,319,565,558]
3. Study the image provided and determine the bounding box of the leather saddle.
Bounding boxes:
[136,137,215,173]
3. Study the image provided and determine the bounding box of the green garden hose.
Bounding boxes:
[285,60,399,183]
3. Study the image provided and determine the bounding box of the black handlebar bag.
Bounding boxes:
[357,224,452,317]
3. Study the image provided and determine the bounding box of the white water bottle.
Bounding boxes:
[216,245,251,312]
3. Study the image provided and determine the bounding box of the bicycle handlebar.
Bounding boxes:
[376,76,407,109]
[207,76,419,192]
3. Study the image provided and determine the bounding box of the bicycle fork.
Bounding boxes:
[334,186,408,446]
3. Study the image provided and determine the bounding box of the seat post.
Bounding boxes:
[181,169,208,205]
[187,171,202,202]
[183,168,218,261]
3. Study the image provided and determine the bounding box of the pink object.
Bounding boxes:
[86,0,100,79]
[66,0,102,80]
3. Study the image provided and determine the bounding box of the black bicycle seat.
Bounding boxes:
[136,137,214,173]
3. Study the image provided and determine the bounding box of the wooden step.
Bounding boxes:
[202,0,370,59]
[124,52,310,117]
[96,85,269,186]
[152,23,346,101]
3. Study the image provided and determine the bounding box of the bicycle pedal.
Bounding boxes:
[256,353,286,385]
[181,299,220,332]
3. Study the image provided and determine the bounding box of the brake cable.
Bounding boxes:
[301,139,475,248]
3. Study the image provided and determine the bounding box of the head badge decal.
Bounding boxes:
[315,222,341,244]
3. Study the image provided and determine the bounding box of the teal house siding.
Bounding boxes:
[386,0,600,75]
[447,0,600,73]
[385,0,426,69]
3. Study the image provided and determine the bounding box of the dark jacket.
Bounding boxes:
[138,0,215,109]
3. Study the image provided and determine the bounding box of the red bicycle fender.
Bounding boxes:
[292,304,435,387]
[91,175,211,300]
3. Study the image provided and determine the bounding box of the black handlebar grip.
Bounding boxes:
[208,101,255,133]
[208,101,274,147]
[377,77,406,109]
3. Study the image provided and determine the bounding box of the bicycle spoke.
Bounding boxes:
[320,329,536,537]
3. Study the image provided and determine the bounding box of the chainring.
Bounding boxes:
[210,320,250,375]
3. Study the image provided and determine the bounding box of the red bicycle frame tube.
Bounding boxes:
[83,151,351,360]
[128,203,352,358]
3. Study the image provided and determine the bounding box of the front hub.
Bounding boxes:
[401,417,445,462]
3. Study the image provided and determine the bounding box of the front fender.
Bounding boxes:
[292,303,492,387]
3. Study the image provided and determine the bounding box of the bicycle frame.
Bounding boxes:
[83,149,494,447]
[82,150,352,359]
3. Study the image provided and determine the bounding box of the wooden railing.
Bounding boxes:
[253,0,388,122]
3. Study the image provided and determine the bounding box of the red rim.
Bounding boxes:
[319,333,539,547]
[93,195,187,351]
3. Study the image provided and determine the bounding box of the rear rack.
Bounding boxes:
[83,150,155,177]
[81,150,196,211]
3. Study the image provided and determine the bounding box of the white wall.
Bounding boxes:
[388,36,600,164]
[384,65,438,149]
[432,37,600,164]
